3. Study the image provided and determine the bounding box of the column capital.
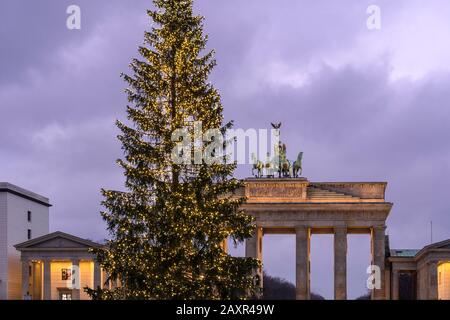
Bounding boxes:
[334,225,347,233]
[256,226,264,235]
[295,225,310,233]
[373,225,387,233]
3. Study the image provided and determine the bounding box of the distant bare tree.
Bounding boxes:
[355,291,371,300]
[263,273,325,300]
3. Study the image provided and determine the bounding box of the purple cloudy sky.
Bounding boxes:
[1,0,450,298]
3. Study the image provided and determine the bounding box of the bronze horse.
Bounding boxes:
[251,153,264,178]
[293,152,303,178]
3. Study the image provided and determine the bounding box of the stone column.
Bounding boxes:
[428,261,438,300]
[392,270,399,300]
[102,270,111,290]
[296,225,310,300]
[371,226,386,300]
[334,226,347,300]
[385,268,391,299]
[35,261,43,300]
[43,259,51,300]
[71,260,80,300]
[94,261,102,290]
[245,226,263,294]
[221,238,228,253]
[21,259,30,300]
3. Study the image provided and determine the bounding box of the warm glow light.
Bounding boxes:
[438,262,450,300]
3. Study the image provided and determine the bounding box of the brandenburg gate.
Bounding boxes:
[239,178,393,300]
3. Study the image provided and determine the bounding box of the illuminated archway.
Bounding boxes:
[438,262,450,300]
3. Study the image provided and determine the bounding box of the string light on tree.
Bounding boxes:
[85,0,260,300]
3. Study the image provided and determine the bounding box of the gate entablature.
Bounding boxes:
[239,178,388,204]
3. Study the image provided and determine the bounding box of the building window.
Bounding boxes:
[27,229,31,240]
[27,211,31,222]
[59,292,72,300]
[439,271,442,285]
[62,269,72,281]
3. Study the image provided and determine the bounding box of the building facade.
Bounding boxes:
[239,178,450,300]
[389,239,450,300]
[15,231,106,300]
[0,183,51,300]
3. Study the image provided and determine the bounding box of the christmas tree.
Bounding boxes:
[87,0,260,300]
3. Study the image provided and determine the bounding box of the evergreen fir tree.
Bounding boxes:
[87,0,260,300]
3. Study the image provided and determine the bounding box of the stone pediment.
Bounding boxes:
[14,231,102,250]
[30,237,87,248]
[428,239,450,250]
[411,239,450,261]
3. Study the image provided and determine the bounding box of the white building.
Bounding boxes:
[0,182,51,299]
